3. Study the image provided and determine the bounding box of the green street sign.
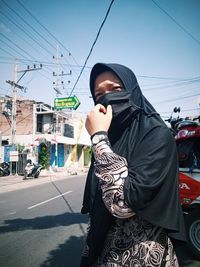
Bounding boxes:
[54,95,80,110]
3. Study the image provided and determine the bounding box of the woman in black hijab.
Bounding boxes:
[80,63,186,267]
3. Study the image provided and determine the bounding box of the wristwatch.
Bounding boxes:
[91,133,108,145]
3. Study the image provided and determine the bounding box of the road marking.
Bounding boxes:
[27,191,73,210]
[7,211,17,216]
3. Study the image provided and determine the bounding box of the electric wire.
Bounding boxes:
[0,86,12,94]
[153,93,200,105]
[143,78,200,91]
[151,0,200,46]
[0,10,59,81]
[3,53,198,91]
[0,23,64,92]
[142,79,198,88]
[16,0,79,66]
[0,38,54,81]
[0,46,16,58]
[0,0,198,113]
[1,55,199,85]
[160,107,200,115]
[138,75,187,81]
[1,0,55,56]
[69,0,115,96]
[0,32,35,59]
[0,9,56,63]
[15,0,85,87]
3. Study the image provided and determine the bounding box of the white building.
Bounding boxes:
[0,96,91,174]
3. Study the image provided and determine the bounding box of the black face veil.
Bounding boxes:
[90,63,160,143]
[81,63,186,266]
[90,63,156,113]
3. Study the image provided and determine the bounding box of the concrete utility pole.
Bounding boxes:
[12,62,17,146]
[6,60,42,146]
[53,45,72,97]
[52,46,72,169]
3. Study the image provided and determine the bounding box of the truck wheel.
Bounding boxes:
[185,210,200,260]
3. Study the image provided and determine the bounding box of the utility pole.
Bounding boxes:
[53,47,72,97]
[6,60,42,147]
[52,46,72,170]
[12,62,17,146]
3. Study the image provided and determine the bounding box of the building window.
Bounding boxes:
[37,114,43,133]
[64,124,74,138]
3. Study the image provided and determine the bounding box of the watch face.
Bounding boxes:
[92,135,100,145]
[92,134,107,145]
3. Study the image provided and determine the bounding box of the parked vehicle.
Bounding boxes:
[23,160,43,180]
[166,107,200,259]
[0,162,10,176]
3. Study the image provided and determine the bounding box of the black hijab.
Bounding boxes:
[80,63,186,267]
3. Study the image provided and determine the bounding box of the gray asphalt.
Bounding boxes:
[0,172,88,267]
[0,170,199,267]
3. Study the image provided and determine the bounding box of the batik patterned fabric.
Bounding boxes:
[93,217,178,267]
[91,140,179,267]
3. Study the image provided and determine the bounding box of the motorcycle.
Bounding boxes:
[0,162,10,176]
[23,160,43,180]
[166,107,200,259]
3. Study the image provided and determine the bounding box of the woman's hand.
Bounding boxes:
[85,104,112,136]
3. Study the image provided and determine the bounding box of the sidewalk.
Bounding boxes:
[0,168,88,194]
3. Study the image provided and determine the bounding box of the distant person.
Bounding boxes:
[80,63,186,266]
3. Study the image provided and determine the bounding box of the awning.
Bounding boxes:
[35,134,75,145]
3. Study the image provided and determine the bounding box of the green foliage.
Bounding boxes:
[38,144,49,169]
[17,144,25,153]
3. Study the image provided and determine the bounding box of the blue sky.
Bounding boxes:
[0,0,200,119]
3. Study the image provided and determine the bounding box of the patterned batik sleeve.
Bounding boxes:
[93,140,135,219]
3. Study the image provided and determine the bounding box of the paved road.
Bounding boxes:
[0,171,199,267]
[0,173,88,267]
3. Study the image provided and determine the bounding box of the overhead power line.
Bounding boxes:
[0,9,54,61]
[139,74,200,81]
[0,32,34,59]
[69,0,115,96]
[151,0,200,46]
[153,93,200,105]
[0,0,54,56]
[16,0,77,64]
[15,0,86,90]
[160,107,200,115]
[143,77,200,91]
[0,43,18,58]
